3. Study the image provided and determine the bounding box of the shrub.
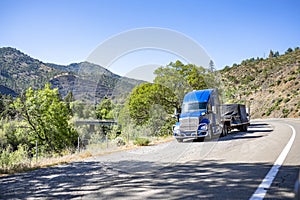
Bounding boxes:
[133,137,150,146]
[0,144,30,173]
[282,108,290,118]
[114,137,126,146]
[284,98,291,103]
[276,80,282,85]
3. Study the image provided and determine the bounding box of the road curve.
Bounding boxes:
[0,119,299,199]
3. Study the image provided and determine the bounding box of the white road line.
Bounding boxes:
[250,124,296,200]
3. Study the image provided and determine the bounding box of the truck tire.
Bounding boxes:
[193,137,204,142]
[205,126,213,141]
[239,124,248,132]
[238,125,243,132]
[221,124,228,137]
[176,138,183,143]
[243,124,248,132]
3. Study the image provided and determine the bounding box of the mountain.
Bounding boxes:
[0,47,143,103]
[0,47,62,92]
[220,47,300,118]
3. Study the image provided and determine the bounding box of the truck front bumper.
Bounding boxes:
[174,131,208,139]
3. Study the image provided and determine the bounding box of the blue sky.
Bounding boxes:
[0,0,299,77]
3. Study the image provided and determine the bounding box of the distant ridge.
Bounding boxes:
[0,47,143,103]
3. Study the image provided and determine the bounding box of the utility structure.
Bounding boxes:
[74,119,117,132]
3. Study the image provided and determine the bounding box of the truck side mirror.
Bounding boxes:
[173,108,180,122]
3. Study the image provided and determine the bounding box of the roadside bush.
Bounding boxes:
[0,144,30,173]
[133,137,150,146]
[114,137,126,146]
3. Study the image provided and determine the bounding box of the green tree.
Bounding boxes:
[154,61,191,105]
[269,50,274,58]
[64,91,74,115]
[14,84,78,154]
[128,83,177,126]
[154,60,213,103]
[209,60,215,72]
[0,95,16,120]
[0,95,4,115]
[286,48,293,54]
[96,98,115,120]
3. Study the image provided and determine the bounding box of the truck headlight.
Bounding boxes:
[174,128,180,135]
[199,123,208,131]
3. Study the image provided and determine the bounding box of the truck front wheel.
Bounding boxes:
[176,138,183,143]
[205,126,213,141]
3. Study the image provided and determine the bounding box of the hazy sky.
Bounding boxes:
[1,0,299,78]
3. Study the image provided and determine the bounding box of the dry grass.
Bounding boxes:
[0,136,175,176]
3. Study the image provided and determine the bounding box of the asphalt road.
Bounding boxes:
[1,119,299,199]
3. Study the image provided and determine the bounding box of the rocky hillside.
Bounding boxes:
[0,47,143,103]
[0,47,61,93]
[220,48,300,119]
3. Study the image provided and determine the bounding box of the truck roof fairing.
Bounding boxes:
[183,89,214,103]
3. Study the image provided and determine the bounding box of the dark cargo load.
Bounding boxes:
[221,104,249,124]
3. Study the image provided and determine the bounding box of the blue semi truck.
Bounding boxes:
[173,88,249,142]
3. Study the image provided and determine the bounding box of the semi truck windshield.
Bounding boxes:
[182,102,207,113]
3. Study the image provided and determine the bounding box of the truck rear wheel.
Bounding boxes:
[243,124,248,132]
[239,124,248,132]
[221,124,228,137]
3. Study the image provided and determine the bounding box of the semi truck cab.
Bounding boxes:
[173,89,222,142]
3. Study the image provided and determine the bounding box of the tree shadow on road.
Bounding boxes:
[0,159,298,199]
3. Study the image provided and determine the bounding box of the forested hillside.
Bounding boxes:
[0,47,143,103]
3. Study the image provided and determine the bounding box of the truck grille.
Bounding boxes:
[179,117,198,132]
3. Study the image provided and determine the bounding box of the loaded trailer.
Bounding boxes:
[220,104,250,137]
